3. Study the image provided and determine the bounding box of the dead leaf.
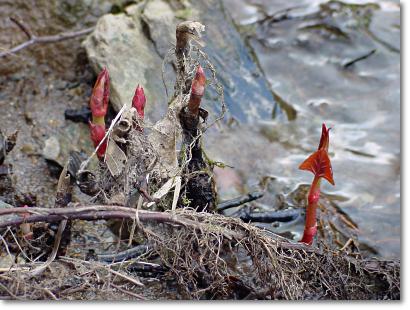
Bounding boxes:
[105,139,127,177]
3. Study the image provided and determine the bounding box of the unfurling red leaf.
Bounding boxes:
[299,149,335,185]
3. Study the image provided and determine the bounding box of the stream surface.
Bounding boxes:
[0,0,400,260]
[210,0,400,259]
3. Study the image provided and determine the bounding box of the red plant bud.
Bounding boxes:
[89,121,107,159]
[132,85,146,119]
[90,68,110,121]
[188,65,206,116]
[191,65,205,97]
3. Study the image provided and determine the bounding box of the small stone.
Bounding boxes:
[20,144,35,155]
[43,136,61,162]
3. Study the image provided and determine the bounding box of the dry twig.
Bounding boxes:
[0,17,93,58]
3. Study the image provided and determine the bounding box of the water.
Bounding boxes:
[206,0,400,258]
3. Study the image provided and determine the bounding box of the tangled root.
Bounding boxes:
[0,209,400,300]
[130,210,400,299]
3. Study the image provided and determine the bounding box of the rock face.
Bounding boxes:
[141,0,177,58]
[82,0,277,123]
[82,3,169,120]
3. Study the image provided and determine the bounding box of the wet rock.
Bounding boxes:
[0,200,19,226]
[43,136,61,164]
[54,0,131,26]
[0,200,13,209]
[0,165,11,176]
[82,3,168,120]
[0,129,17,165]
[141,0,179,58]
[82,0,277,122]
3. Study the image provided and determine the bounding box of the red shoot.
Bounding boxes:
[188,65,206,116]
[89,121,107,159]
[132,85,146,119]
[90,67,110,124]
[298,123,335,245]
[89,68,109,159]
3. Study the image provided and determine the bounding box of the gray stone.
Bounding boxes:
[82,0,277,123]
[0,200,13,209]
[0,200,19,224]
[82,3,169,120]
[41,123,96,170]
[43,136,61,162]
[141,0,178,58]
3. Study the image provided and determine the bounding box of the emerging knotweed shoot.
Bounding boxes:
[89,68,110,159]
[188,65,206,116]
[132,85,146,119]
[89,68,110,124]
[299,123,335,245]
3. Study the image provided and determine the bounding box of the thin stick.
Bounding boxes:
[339,238,353,252]
[97,245,151,263]
[217,191,265,212]
[0,208,183,228]
[110,283,146,300]
[0,233,13,262]
[171,176,182,212]
[127,202,141,247]
[29,220,67,276]
[6,227,31,262]
[0,17,93,58]
[79,104,127,173]
[60,257,144,287]
[9,17,32,39]
[0,205,243,240]
[343,49,377,68]
[0,267,30,273]
[41,287,59,300]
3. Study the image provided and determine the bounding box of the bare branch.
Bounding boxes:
[0,17,94,58]
[9,17,32,39]
[0,205,194,229]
